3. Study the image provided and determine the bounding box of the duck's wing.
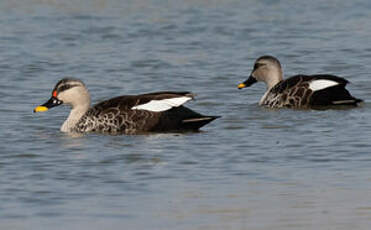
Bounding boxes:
[88,91,195,126]
[269,75,361,107]
[271,74,345,94]
[130,91,195,112]
[90,91,194,112]
[306,75,362,106]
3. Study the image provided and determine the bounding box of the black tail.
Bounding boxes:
[311,85,363,107]
[181,116,220,130]
[152,106,220,132]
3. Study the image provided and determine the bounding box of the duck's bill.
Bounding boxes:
[34,105,49,112]
[237,75,257,89]
[34,97,63,113]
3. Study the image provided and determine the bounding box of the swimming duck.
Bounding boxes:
[237,55,362,108]
[34,78,219,134]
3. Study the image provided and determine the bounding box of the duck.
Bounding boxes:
[237,55,363,109]
[34,78,219,134]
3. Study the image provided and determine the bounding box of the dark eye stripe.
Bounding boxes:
[58,84,80,92]
[254,63,265,70]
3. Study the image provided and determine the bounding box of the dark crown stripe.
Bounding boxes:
[53,78,85,92]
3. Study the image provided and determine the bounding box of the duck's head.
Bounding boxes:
[34,78,90,113]
[238,55,283,90]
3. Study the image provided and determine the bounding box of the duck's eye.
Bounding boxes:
[254,63,265,70]
[59,85,72,92]
[57,84,79,93]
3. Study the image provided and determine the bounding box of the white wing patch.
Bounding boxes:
[131,96,192,112]
[309,79,339,91]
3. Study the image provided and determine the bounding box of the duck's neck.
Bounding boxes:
[265,68,284,90]
[267,79,280,90]
[267,75,283,90]
[260,72,283,105]
[61,103,90,132]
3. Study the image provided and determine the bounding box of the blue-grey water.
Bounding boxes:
[1,0,371,229]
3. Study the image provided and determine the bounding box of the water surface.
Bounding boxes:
[1,0,371,229]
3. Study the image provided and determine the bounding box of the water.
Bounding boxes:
[1,0,371,229]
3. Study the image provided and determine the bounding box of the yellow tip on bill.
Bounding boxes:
[237,83,246,89]
[34,106,48,113]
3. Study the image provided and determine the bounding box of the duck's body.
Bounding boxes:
[34,79,219,134]
[258,74,361,108]
[238,56,362,109]
[71,92,217,134]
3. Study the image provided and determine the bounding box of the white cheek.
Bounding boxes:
[309,80,339,91]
